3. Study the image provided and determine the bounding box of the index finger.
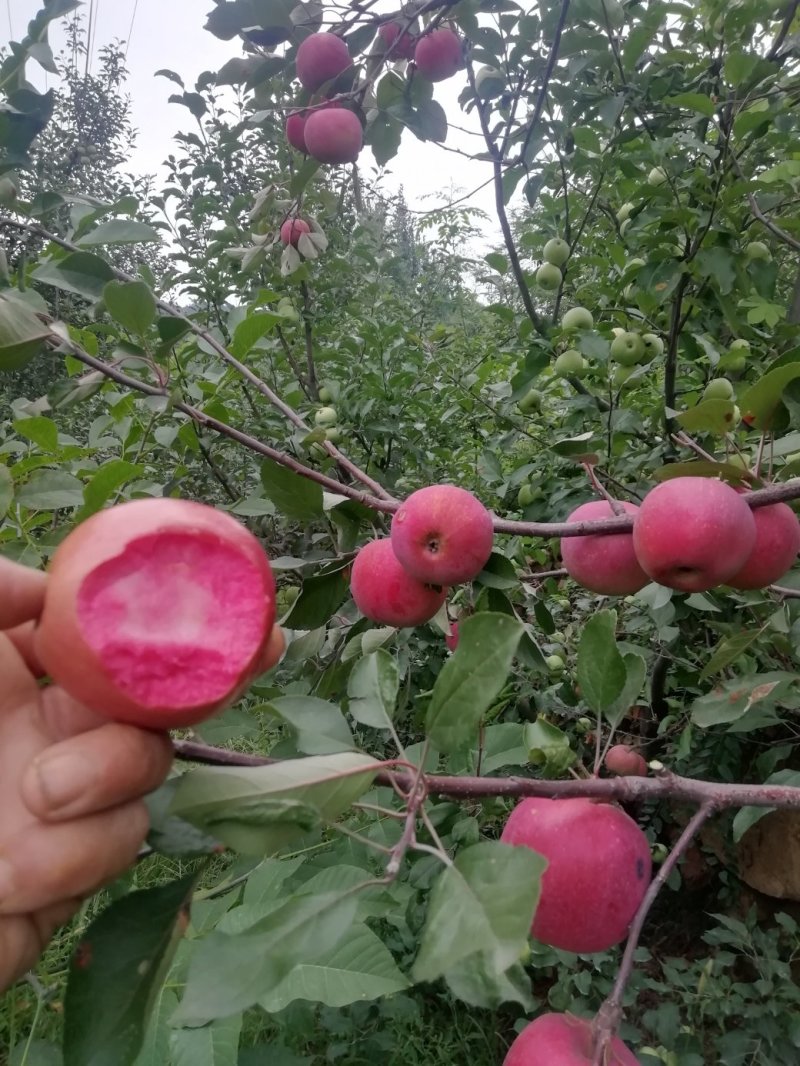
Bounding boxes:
[0,557,46,631]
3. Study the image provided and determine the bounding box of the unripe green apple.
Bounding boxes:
[703,378,734,401]
[616,201,635,223]
[546,653,565,673]
[318,385,334,403]
[536,262,562,290]
[518,388,542,413]
[561,305,594,330]
[611,326,626,338]
[745,240,771,262]
[325,426,343,443]
[729,338,750,356]
[641,333,664,359]
[315,406,338,427]
[474,65,504,97]
[613,364,636,388]
[610,331,645,366]
[554,349,586,377]
[543,237,570,268]
[647,166,667,186]
[517,484,536,507]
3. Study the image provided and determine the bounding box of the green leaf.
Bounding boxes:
[170,1015,242,1066]
[13,415,58,452]
[0,292,51,370]
[732,770,800,843]
[347,650,399,729]
[426,613,523,752]
[259,923,409,1011]
[577,609,626,713]
[664,92,716,117]
[283,567,349,629]
[444,957,533,1011]
[63,874,197,1066]
[604,653,647,728]
[176,890,361,1025]
[31,252,116,300]
[0,465,12,519]
[484,252,508,275]
[76,219,160,247]
[739,362,800,431]
[16,470,84,510]
[412,99,448,142]
[700,629,766,681]
[471,723,528,773]
[412,841,544,983]
[260,458,323,521]
[692,672,800,728]
[265,696,355,755]
[524,719,575,775]
[231,311,283,358]
[103,281,157,335]
[476,552,519,589]
[169,753,379,855]
[675,399,737,436]
[694,247,736,295]
[79,461,145,519]
[551,431,603,462]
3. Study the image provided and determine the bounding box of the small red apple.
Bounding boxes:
[605,744,648,777]
[295,33,351,93]
[280,218,311,247]
[414,27,463,82]
[285,111,308,153]
[379,21,416,60]
[726,499,800,589]
[350,539,446,627]
[303,107,363,164]
[560,500,648,596]
[500,797,651,953]
[633,477,757,592]
[391,484,494,586]
[35,499,276,730]
[504,1013,638,1066]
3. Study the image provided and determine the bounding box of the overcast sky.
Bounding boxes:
[11,0,498,245]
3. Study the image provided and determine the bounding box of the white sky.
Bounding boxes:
[10,0,498,246]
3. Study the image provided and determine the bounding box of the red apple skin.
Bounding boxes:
[379,22,416,59]
[605,745,648,777]
[560,500,648,595]
[351,539,447,626]
[295,33,351,93]
[445,621,459,651]
[414,27,463,82]
[632,477,757,592]
[500,797,651,953]
[35,499,276,730]
[726,500,800,589]
[390,484,494,586]
[285,111,308,152]
[504,1013,638,1066]
[303,108,363,164]
[280,218,311,247]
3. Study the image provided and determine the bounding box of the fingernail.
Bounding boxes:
[34,751,94,812]
[0,858,15,901]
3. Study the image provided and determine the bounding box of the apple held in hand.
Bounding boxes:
[561,500,648,595]
[633,477,757,592]
[36,499,277,729]
[727,499,800,589]
[504,1013,639,1066]
[391,484,494,585]
[351,539,446,626]
[500,797,651,953]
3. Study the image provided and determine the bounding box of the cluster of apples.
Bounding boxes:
[350,485,493,626]
[560,476,800,596]
[283,24,463,166]
[500,795,651,1062]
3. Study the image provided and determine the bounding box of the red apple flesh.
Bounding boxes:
[560,500,648,595]
[350,539,446,626]
[390,484,494,585]
[35,499,276,730]
[633,477,757,592]
[504,1013,638,1066]
[500,797,651,953]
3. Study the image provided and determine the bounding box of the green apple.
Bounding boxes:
[620,218,632,236]
[647,166,668,186]
[536,262,562,290]
[610,331,645,365]
[546,653,565,674]
[724,353,747,374]
[745,240,771,262]
[318,385,333,403]
[543,237,570,268]
[641,333,664,359]
[517,484,536,507]
[616,201,635,223]
[612,364,636,388]
[325,426,343,443]
[611,326,626,338]
[554,349,587,377]
[475,65,505,98]
[315,406,338,427]
[561,305,594,330]
[729,339,751,355]
[518,388,543,413]
[703,378,734,401]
